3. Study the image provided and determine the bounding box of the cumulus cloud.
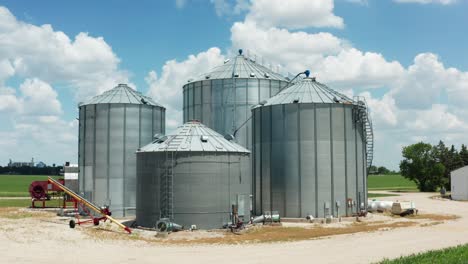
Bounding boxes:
[0,78,77,164]
[0,6,129,101]
[244,0,344,29]
[394,0,457,4]
[0,6,130,164]
[390,53,468,109]
[231,21,403,88]
[146,48,225,131]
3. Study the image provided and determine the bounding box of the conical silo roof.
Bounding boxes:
[138,121,250,153]
[79,83,163,107]
[259,76,354,106]
[191,49,287,82]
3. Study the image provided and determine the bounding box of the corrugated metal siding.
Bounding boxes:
[183,78,289,150]
[136,152,251,229]
[79,103,165,217]
[252,102,367,218]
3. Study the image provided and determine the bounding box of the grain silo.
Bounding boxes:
[136,121,251,229]
[252,72,373,218]
[78,84,165,217]
[183,49,289,149]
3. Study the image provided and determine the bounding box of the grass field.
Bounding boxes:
[0,175,60,197]
[368,174,418,191]
[0,199,32,207]
[368,193,400,198]
[379,244,468,263]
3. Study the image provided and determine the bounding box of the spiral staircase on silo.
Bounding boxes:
[354,96,374,174]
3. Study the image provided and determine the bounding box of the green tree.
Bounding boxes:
[368,165,378,175]
[400,142,445,192]
[377,166,391,175]
[459,144,468,166]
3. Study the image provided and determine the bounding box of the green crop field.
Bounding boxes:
[378,244,468,264]
[368,193,400,198]
[368,174,418,191]
[0,199,33,207]
[0,175,60,197]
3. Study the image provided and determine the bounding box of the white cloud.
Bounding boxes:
[0,6,130,164]
[245,0,344,29]
[390,53,468,109]
[0,78,76,164]
[0,87,20,112]
[146,48,225,131]
[359,92,398,128]
[394,0,457,4]
[0,6,130,101]
[19,78,62,116]
[231,21,403,89]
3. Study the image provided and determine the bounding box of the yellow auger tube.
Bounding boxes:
[47,177,131,233]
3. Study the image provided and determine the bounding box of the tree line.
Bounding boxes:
[0,165,63,176]
[400,141,468,192]
[368,165,399,175]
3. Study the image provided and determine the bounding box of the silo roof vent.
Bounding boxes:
[79,83,163,107]
[138,122,250,153]
[190,49,287,81]
[254,76,354,106]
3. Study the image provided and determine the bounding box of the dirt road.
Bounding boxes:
[1,192,467,264]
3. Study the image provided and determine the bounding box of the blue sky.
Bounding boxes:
[0,0,467,169]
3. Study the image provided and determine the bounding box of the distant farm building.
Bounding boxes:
[8,158,34,167]
[451,166,468,200]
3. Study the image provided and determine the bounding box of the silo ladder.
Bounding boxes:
[161,151,175,220]
[354,97,374,172]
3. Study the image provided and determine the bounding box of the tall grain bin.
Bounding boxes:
[183,49,289,149]
[136,121,251,229]
[252,73,373,218]
[78,84,165,217]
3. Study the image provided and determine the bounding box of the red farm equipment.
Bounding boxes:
[46,177,131,234]
[29,178,76,208]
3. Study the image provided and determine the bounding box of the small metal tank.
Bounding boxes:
[78,84,165,217]
[252,72,373,218]
[136,121,251,229]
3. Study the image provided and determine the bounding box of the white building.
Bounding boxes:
[451,166,468,200]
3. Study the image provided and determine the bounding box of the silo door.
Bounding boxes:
[237,194,250,221]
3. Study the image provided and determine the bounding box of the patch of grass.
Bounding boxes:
[404,214,459,221]
[0,175,60,197]
[368,174,418,191]
[378,244,468,264]
[385,212,459,221]
[0,199,32,208]
[368,193,400,198]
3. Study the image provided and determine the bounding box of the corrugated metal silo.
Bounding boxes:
[136,121,251,229]
[183,49,290,149]
[252,73,373,218]
[78,84,166,217]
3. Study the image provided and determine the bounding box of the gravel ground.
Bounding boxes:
[1,192,467,264]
